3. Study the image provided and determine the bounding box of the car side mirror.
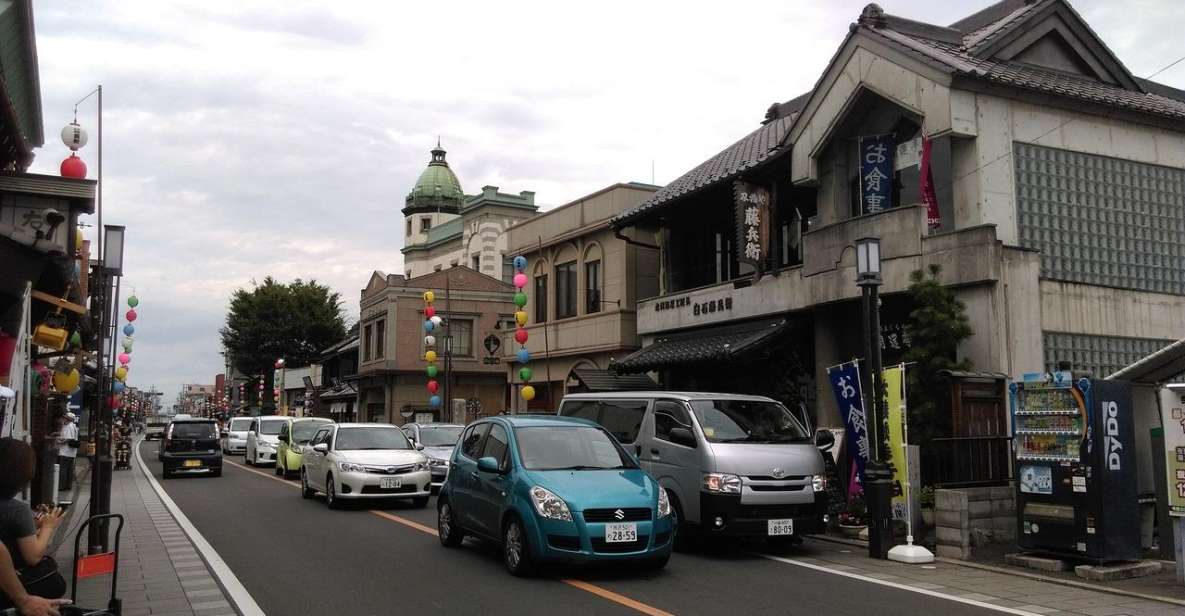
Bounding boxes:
[477,456,501,473]
[815,430,836,452]
[668,427,696,448]
[313,443,329,453]
[415,443,425,451]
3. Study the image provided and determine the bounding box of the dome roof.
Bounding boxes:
[404,143,464,215]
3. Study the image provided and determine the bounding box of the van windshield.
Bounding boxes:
[689,400,809,444]
[258,420,284,435]
[229,418,252,431]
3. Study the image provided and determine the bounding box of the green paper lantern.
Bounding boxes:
[69,331,82,347]
[127,295,139,308]
[426,365,438,378]
[514,292,528,307]
[519,367,532,382]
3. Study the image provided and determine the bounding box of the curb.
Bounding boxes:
[133,439,265,616]
[808,534,1185,607]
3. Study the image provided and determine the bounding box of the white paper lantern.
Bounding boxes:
[430,315,443,326]
[424,335,436,347]
[61,122,88,150]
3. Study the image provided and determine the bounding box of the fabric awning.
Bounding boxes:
[611,319,789,374]
[569,368,658,392]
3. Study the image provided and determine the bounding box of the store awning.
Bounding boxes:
[569,368,659,392]
[1108,338,1185,385]
[611,319,789,374]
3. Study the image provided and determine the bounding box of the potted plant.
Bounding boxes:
[837,495,868,537]
[920,486,936,526]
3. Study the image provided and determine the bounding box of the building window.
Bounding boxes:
[362,324,372,361]
[556,261,577,319]
[1043,332,1175,378]
[502,256,514,283]
[471,254,481,271]
[534,274,548,323]
[448,320,473,357]
[420,217,432,232]
[406,219,412,236]
[374,320,385,359]
[585,260,602,314]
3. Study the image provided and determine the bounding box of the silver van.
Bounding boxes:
[557,392,833,543]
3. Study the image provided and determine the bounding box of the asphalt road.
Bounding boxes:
[141,441,1005,616]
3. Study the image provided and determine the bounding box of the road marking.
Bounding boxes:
[222,458,674,615]
[759,553,1042,616]
[134,442,265,616]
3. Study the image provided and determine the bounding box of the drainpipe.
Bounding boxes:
[613,227,660,250]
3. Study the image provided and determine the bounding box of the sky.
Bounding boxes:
[27,0,1185,402]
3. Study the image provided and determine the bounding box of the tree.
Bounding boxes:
[902,264,972,446]
[220,277,347,392]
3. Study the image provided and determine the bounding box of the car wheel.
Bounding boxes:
[412,496,429,508]
[438,500,465,547]
[301,468,314,499]
[502,517,535,577]
[326,476,341,510]
[670,494,694,552]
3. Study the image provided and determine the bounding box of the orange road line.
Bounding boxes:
[221,458,674,615]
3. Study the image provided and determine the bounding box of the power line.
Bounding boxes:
[1146,54,1185,80]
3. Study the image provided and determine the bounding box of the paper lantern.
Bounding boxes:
[430,315,443,326]
[112,381,125,394]
[426,365,438,378]
[519,367,532,382]
[514,328,528,344]
[425,350,437,363]
[514,311,528,327]
[53,369,80,393]
[121,338,133,351]
[423,320,435,332]
[521,385,536,401]
[513,256,527,271]
[275,359,285,368]
[114,366,128,381]
[109,395,121,409]
[123,324,134,336]
[69,331,82,348]
[517,348,531,364]
[425,306,436,318]
[125,309,137,322]
[61,122,88,150]
[60,154,87,179]
[429,395,441,407]
[424,335,435,347]
[427,379,438,394]
[423,291,435,303]
[514,292,527,308]
[513,273,528,289]
[118,353,130,365]
[127,295,139,308]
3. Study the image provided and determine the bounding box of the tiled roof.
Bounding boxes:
[570,368,659,392]
[611,319,787,374]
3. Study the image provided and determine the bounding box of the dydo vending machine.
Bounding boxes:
[1009,372,1138,562]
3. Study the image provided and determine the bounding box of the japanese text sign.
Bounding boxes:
[859,135,895,214]
[734,180,770,269]
[827,361,869,497]
[1161,395,1185,516]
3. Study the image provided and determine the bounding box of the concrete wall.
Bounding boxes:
[1040,281,1185,341]
[935,486,1016,560]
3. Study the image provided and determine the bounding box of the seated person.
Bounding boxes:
[0,438,65,602]
[0,542,69,615]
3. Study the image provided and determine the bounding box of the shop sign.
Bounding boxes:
[859,135,895,214]
[827,360,869,497]
[1163,402,1185,516]
[733,180,771,269]
[879,322,912,352]
[482,334,501,364]
[653,295,733,318]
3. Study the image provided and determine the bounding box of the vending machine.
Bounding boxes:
[1009,373,1139,562]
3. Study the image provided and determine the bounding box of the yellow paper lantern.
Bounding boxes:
[75,228,84,250]
[53,368,80,393]
[114,366,128,381]
[423,291,435,303]
[425,350,437,363]
[521,385,536,401]
[514,311,528,327]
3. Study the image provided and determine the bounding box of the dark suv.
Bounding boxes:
[161,418,223,478]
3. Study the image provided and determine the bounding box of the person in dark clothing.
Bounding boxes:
[0,438,65,607]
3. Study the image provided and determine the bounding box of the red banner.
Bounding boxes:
[920,134,940,229]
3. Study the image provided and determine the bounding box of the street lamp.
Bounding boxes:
[102,225,125,275]
[855,236,893,560]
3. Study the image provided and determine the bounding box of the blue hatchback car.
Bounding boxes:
[437,415,675,576]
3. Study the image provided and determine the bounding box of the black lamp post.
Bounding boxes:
[855,236,893,559]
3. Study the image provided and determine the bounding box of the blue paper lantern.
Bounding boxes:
[513,255,527,271]
[517,348,531,364]
[112,381,125,394]
[429,395,441,407]
[423,320,434,332]
[122,324,135,336]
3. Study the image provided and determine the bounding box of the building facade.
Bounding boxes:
[610,0,1185,433]
[502,182,663,411]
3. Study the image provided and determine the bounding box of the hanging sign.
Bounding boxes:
[859,135,894,214]
[733,180,771,270]
[1162,396,1185,516]
[827,361,869,498]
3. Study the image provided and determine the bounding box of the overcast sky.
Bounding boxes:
[27,0,1185,402]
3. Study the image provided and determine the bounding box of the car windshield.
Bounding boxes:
[171,423,217,439]
[334,427,411,451]
[515,426,636,471]
[417,426,462,447]
[690,400,810,443]
[291,420,329,443]
[258,420,284,435]
[229,418,252,431]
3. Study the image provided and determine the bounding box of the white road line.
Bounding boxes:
[759,553,1042,616]
[134,440,266,616]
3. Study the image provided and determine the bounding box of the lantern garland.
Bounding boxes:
[112,293,139,414]
[423,291,441,408]
[512,256,535,403]
[274,358,285,411]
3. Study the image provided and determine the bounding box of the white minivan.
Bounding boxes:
[558,392,834,545]
[245,416,288,466]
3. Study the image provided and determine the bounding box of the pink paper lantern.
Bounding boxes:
[125,309,137,322]
[118,353,130,365]
[513,273,528,289]
[514,328,529,344]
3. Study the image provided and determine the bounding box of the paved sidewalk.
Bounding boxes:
[790,537,1185,616]
[54,444,237,616]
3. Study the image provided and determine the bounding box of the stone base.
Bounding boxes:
[1074,561,1162,582]
[1004,553,1070,572]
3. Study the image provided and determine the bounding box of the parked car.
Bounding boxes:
[437,415,674,576]
[221,417,252,454]
[557,392,832,546]
[145,420,168,441]
[300,423,431,509]
[276,417,333,478]
[402,422,463,490]
[161,418,222,479]
[245,416,287,466]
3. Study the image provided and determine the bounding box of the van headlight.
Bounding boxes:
[702,473,741,494]
[529,486,572,521]
[657,487,672,518]
[812,475,826,492]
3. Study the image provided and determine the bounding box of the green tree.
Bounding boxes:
[220,277,346,398]
[902,264,972,446]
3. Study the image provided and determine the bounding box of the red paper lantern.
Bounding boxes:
[60,154,87,179]
[125,309,137,322]
[427,379,438,394]
[514,328,529,344]
[425,306,436,318]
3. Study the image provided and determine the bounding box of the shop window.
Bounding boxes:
[374,320,385,359]
[534,274,548,323]
[555,261,577,319]
[585,260,601,314]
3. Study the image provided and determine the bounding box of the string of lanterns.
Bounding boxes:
[111,293,138,410]
[273,358,285,411]
[512,256,535,403]
[423,291,441,408]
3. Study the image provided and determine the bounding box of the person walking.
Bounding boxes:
[53,414,78,500]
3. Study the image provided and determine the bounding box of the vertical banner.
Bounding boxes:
[827,361,869,498]
[883,365,908,520]
[919,134,941,228]
[734,180,771,270]
[859,135,894,214]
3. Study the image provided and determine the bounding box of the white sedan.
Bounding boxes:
[300,423,432,509]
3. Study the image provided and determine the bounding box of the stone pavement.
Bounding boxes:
[53,445,237,616]
[791,537,1185,616]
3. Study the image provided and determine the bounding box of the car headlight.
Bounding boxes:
[529,486,572,521]
[812,475,826,492]
[338,461,366,473]
[702,473,742,494]
[412,462,429,472]
[657,486,672,518]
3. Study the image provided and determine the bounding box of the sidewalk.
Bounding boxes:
[797,536,1185,616]
[53,443,238,616]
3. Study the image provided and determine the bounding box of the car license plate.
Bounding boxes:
[380,477,402,489]
[183,460,201,468]
[768,519,794,536]
[605,523,637,543]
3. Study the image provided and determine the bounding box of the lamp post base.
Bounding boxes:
[864,462,895,560]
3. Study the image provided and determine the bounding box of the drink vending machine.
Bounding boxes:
[1009,372,1139,562]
